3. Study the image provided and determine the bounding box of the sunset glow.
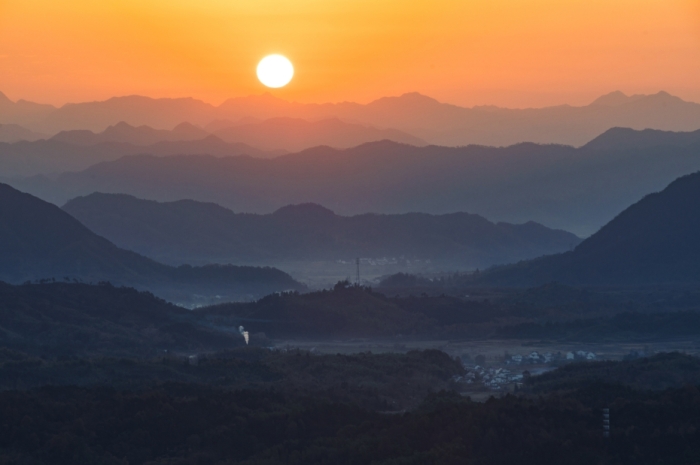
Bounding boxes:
[0,0,698,107]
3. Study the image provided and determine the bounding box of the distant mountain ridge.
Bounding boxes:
[51,121,210,146]
[0,133,280,177]
[16,128,700,236]
[0,183,304,302]
[62,194,580,268]
[583,127,700,151]
[2,90,700,147]
[212,117,427,151]
[0,91,56,127]
[0,124,46,143]
[471,171,700,286]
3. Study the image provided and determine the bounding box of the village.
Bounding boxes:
[456,349,598,391]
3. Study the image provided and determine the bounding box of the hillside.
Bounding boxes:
[0,183,304,302]
[15,129,700,235]
[0,282,241,357]
[62,194,580,268]
[473,171,700,286]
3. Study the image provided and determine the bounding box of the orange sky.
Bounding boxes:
[0,0,699,108]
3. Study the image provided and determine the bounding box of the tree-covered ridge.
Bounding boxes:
[526,352,700,393]
[0,282,243,357]
[200,282,700,341]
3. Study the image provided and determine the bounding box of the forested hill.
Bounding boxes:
[0,281,243,357]
[471,171,700,287]
[63,193,580,267]
[0,183,304,301]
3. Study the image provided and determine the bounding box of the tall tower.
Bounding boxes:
[356,257,360,286]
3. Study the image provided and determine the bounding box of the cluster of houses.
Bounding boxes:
[455,349,599,391]
[507,350,597,365]
[454,365,524,390]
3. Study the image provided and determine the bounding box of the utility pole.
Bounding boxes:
[603,408,610,438]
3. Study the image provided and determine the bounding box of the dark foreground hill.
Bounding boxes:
[472,171,700,287]
[0,183,304,302]
[1,361,700,464]
[16,128,700,235]
[62,194,580,268]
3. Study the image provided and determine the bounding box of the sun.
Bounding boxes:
[256,55,294,88]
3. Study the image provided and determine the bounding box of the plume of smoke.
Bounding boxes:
[239,325,249,345]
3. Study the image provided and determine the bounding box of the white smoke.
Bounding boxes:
[239,325,249,345]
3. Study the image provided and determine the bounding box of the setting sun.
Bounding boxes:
[256,55,294,89]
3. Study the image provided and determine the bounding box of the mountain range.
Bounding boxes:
[62,194,580,268]
[0,134,277,178]
[2,90,700,147]
[0,118,429,177]
[0,183,304,303]
[14,128,700,236]
[471,171,700,287]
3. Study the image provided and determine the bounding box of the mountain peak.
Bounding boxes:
[590,90,686,108]
[590,91,630,107]
[0,91,13,106]
[370,92,442,107]
[108,121,136,130]
[272,203,337,219]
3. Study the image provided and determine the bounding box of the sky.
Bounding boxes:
[0,0,699,108]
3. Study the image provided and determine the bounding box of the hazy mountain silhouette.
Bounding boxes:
[18,128,700,236]
[0,183,304,300]
[51,121,209,146]
[50,117,425,152]
[0,124,46,143]
[4,90,700,147]
[38,95,215,133]
[472,171,700,286]
[205,117,262,132]
[212,117,427,151]
[583,127,700,151]
[62,194,580,268]
[0,135,279,177]
[0,91,56,127]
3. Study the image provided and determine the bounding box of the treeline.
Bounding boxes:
[1,380,700,464]
[0,348,464,411]
[200,282,700,341]
[525,352,700,393]
[497,311,700,342]
[0,281,245,357]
